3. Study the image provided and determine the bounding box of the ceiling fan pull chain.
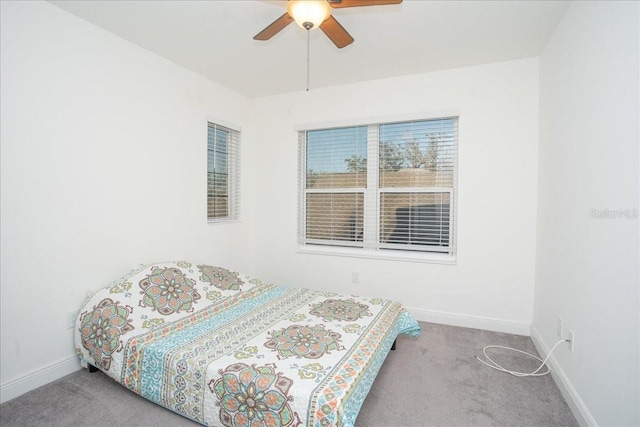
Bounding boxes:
[306,28,310,92]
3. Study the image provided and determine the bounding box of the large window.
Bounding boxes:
[299,117,457,257]
[207,122,240,222]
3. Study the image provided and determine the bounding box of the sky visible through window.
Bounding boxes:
[207,127,228,173]
[306,126,367,174]
[306,118,455,174]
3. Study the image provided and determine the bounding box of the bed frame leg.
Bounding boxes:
[88,364,99,373]
[391,339,397,351]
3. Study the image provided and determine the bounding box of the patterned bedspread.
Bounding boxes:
[74,261,421,427]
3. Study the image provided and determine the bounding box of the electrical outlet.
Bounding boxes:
[557,317,563,338]
[351,272,359,284]
[568,330,575,352]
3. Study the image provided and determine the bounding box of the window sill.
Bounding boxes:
[296,245,457,265]
[207,219,241,224]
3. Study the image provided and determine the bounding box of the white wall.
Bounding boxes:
[246,59,540,334]
[0,1,249,401]
[10,5,636,425]
[534,1,639,426]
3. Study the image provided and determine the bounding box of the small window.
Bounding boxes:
[207,122,240,222]
[299,117,458,257]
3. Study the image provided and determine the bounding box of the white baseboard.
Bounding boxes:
[530,327,597,427]
[0,355,81,404]
[407,306,531,336]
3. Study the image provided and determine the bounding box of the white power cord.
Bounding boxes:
[475,338,569,377]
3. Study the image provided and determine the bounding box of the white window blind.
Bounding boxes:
[299,117,457,255]
[207,122,240,222]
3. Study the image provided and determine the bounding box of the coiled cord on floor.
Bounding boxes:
[475,339,569,377]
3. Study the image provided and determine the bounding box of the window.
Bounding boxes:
[298,117,457,257]
[207,122,240,222]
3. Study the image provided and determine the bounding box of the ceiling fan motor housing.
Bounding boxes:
[254,0,402,48]
[288,1,331,30]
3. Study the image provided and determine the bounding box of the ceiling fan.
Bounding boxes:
[254,0,403,49]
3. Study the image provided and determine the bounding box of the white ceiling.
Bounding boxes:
[49,0,569,99]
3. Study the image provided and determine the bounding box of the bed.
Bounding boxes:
[74,261,420,427]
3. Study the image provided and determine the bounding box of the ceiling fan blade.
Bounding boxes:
[320,15,354,48]
[253,13,294,41]
[329,0,402,8]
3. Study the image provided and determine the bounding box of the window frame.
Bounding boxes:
[207,121,240,223]
[297,114,458,264]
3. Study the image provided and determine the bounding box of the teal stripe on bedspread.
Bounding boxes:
[396,310,422,338]
[139,286,289,402]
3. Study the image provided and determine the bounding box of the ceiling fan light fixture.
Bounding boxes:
[287,0,331,30]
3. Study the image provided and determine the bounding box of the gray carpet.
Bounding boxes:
[0,322,577,427]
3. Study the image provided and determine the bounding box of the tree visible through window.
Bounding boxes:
[207,122,240,221]
[299,117,457,255]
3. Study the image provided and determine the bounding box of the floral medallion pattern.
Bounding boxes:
[139,267,200,315]
[79,298,134,370]
[264,325,344,360]
[309,299,372,322]
[73,261,422,427]
[197,265,244,291]
[209,363,300,427]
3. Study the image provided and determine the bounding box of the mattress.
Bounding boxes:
[74,261,420,426]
